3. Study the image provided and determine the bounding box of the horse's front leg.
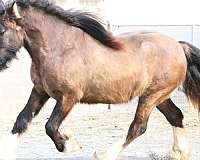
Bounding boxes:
[45,93,81,152]
[12,87,49,134]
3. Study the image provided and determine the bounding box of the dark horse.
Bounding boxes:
[0,0,199,159]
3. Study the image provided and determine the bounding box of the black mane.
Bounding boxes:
[15,0,123,50]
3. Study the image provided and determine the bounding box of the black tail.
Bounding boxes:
[180,41,200,113]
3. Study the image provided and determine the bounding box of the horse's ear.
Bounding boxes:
[6,1,21,20]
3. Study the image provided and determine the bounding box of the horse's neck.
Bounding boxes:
[22,8,77,65]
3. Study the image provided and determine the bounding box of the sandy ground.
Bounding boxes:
[0,51,200,159]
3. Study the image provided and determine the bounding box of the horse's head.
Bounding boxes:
[0,1,24,71]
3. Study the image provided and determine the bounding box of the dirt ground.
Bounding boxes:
[0,51,200,159]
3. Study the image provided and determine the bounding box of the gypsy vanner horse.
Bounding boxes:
[0,0,199,159]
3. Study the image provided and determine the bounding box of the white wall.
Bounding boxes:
[105,0,200,25]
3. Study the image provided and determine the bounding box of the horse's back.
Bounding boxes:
[119,31,187,69]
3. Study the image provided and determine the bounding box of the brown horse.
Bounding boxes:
[0,0,199,159]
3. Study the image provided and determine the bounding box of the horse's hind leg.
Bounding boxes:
[157,98,190,160]
[94,86,175,160]
[12,87,49,134]
[45,93,81,152]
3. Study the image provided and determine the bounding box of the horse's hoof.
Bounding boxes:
[63,136,82,153]
[169,149,190,160]
[12,117,28,134]
[169,149,181,160]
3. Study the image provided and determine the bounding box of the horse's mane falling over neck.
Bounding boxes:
[15,0,123,50]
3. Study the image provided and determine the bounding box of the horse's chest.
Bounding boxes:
[38,61,83,100]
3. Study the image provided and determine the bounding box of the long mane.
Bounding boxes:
[15,0,123,50]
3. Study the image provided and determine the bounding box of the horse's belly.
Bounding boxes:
[81,78,142,104]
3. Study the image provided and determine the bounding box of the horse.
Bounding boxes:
[0,0,199,159]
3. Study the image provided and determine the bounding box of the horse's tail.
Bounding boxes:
[179,41,200,113]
